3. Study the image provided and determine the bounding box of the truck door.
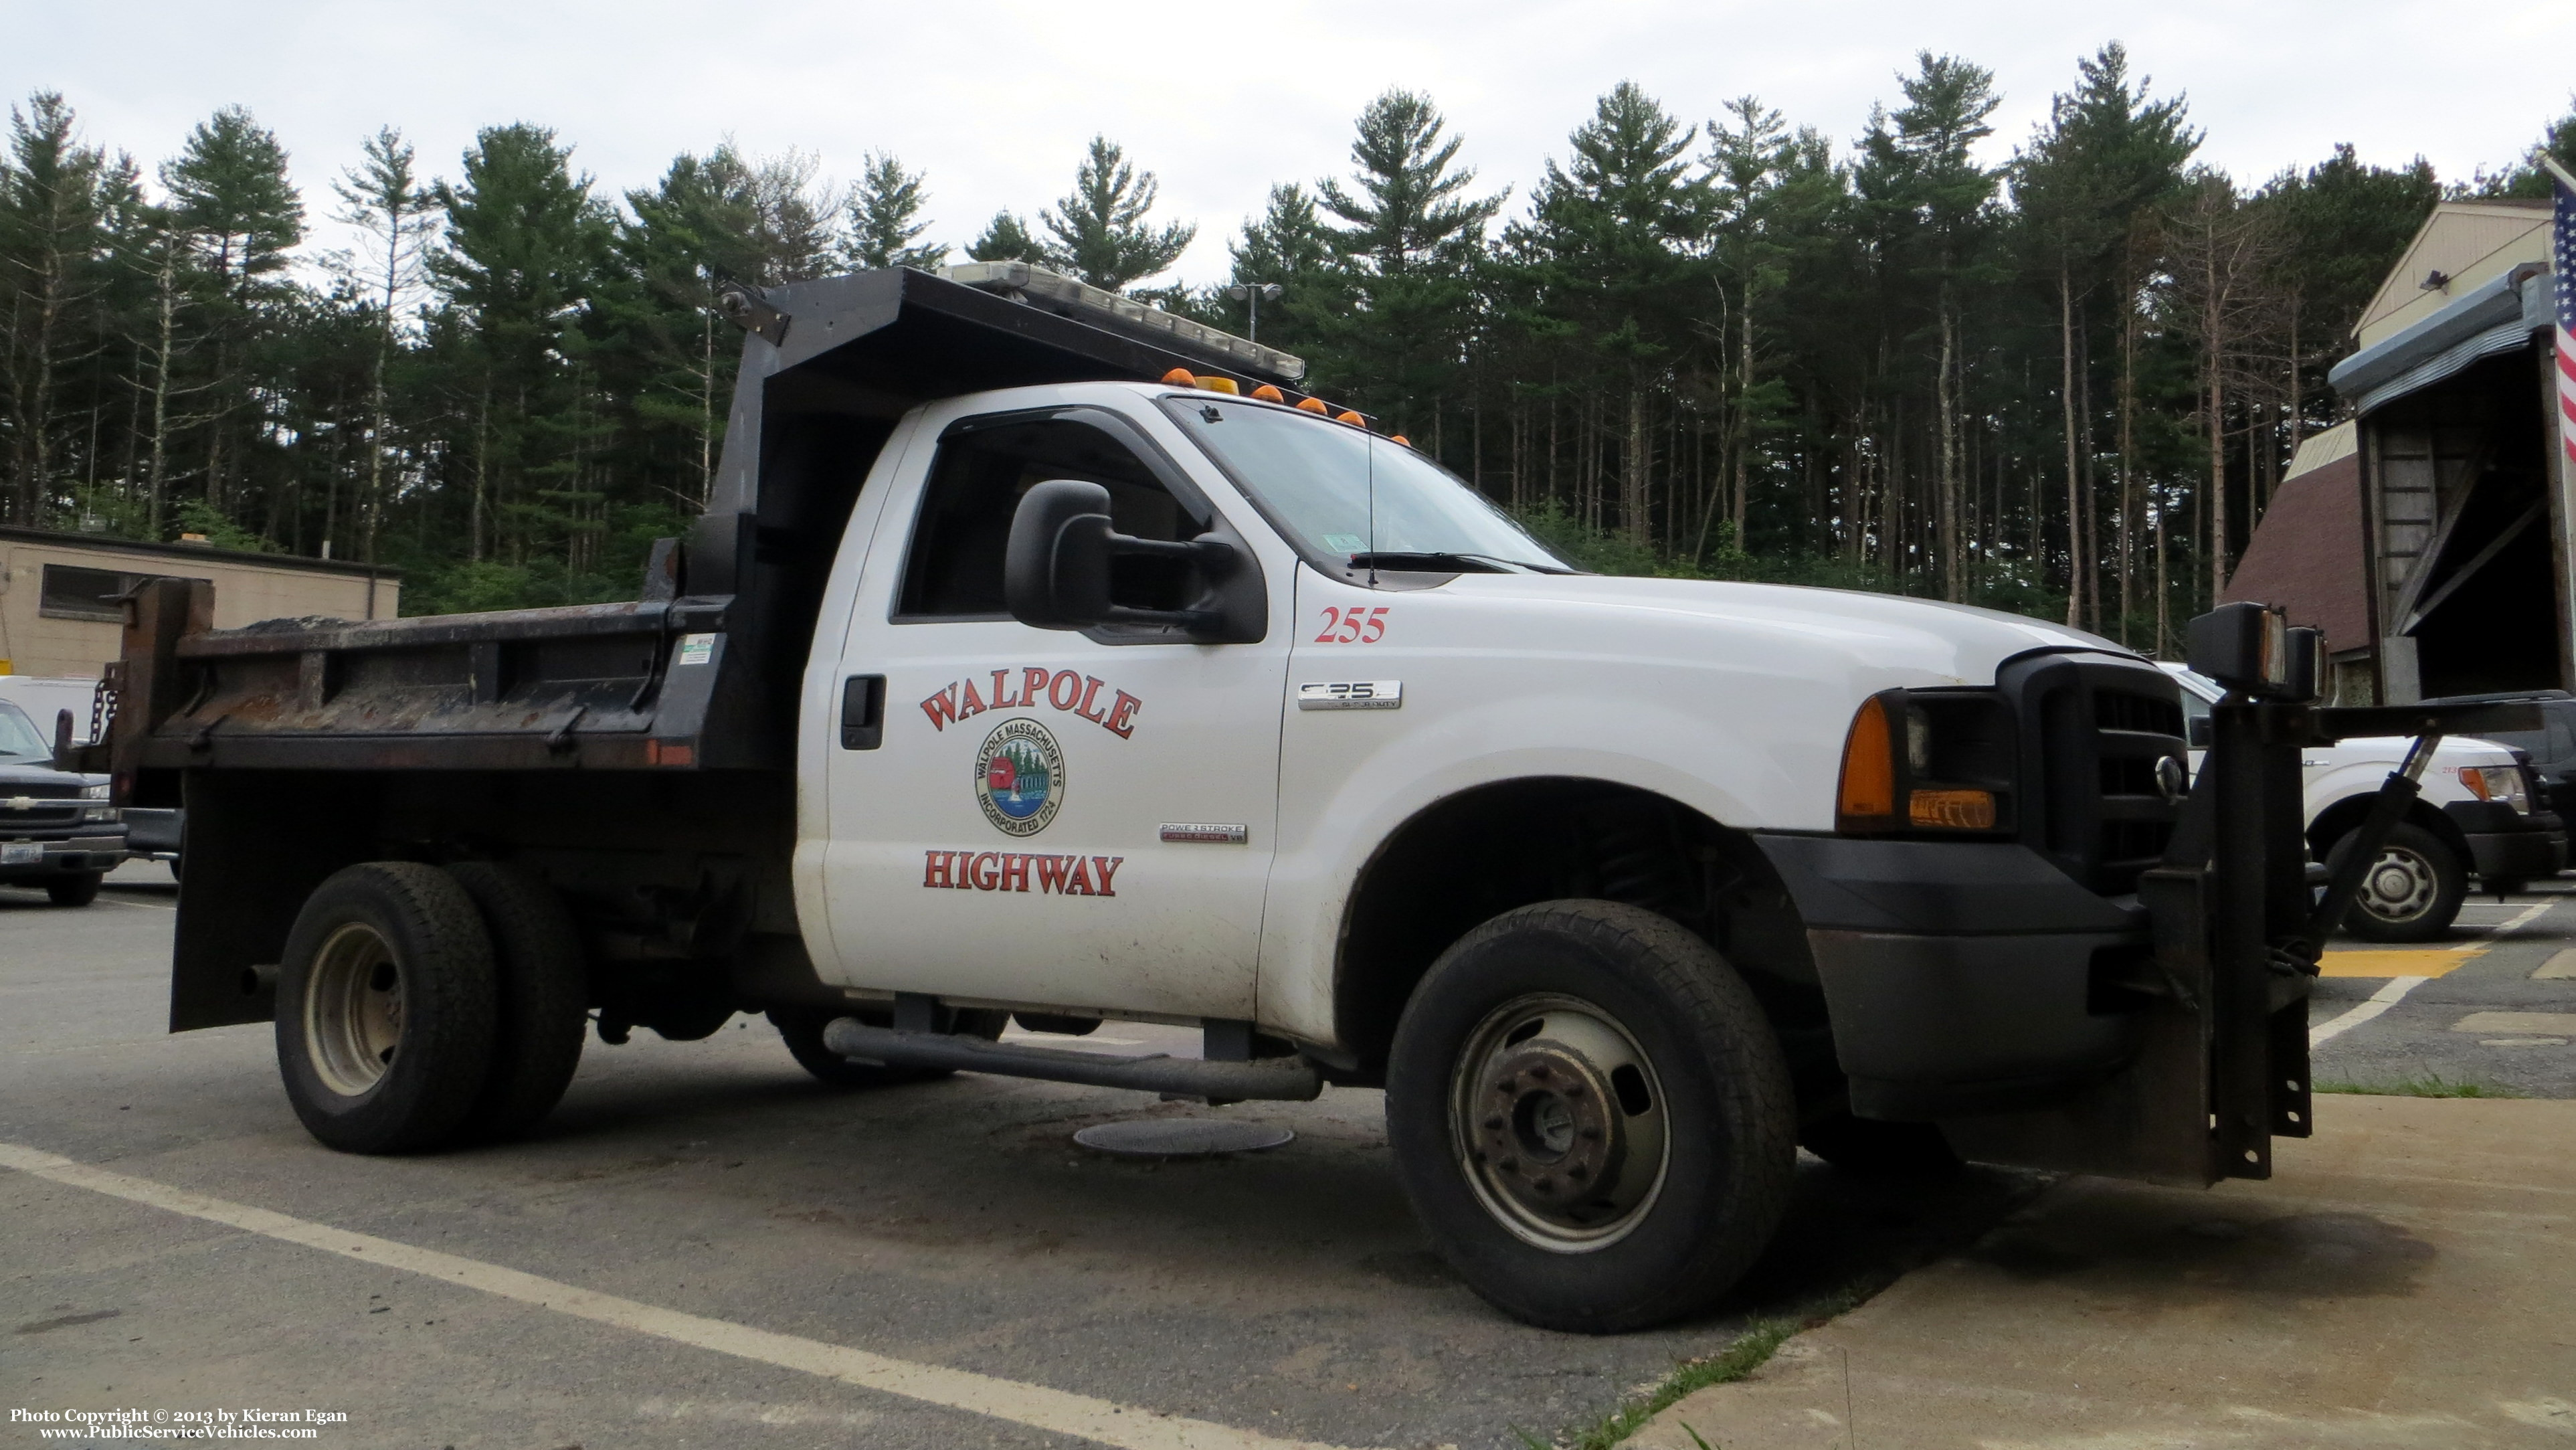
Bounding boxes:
[817,403,1290,1020]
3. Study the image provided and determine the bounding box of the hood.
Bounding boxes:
[1439,572,2137,685]
[0,763,104,796]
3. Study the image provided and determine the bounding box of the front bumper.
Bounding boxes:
[2442,802,2567,883]
[0,831,128,879]
[123,806,182,858]
[1754,833,2148,1121]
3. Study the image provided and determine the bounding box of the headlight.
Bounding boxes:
[81,782,110,800]
[2458,765,2532,814]
[81,805,119,822]
[1837,690,2015,834]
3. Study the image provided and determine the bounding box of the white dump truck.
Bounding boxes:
[91,264,2533,1331]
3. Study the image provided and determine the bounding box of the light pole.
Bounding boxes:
[1224,282,1283,344]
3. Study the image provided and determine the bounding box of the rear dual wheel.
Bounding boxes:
[276,861,585,1154]
[1385,900,1797,1333]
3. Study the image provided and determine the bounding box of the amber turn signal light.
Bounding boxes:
[1251,383,1285,402]
[1296,397,1329,414]
[1162,367,1197,385]
[1907,788,1997,830]
[1837,695,1896,822]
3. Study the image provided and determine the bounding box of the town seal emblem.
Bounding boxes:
[975,717,1064,836]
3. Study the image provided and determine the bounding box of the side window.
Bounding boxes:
[895,418,1192,621]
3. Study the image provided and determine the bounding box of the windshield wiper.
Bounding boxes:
[1344,551,1570,575]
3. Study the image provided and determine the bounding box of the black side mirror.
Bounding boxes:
[1004,478,1236,635]
[2187,715,2213,749]
[1004,480,1115,629]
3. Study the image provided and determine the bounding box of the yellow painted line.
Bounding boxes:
[2319,900,2558,978]
[2319,949,2482,978]
[0,1141,1373,1450]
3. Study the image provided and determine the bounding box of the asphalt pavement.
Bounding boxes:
[0,864,2025,1450]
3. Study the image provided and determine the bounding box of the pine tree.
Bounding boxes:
[967,211,1046,264]
[163,105,304,292]
[431,123,608,563]
[0,92,124,524]
[1220,183,1340,347]
[2013,43,2195,624]
[1315,90,1503,434]
[1512,83,1707,544]
[329,127,438,559]
[844,151,944,270]
[1039,136,1193,290]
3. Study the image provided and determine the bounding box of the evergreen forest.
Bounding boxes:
[4,47,2573,653]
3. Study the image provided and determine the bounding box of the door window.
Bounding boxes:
[895,417,1195,622]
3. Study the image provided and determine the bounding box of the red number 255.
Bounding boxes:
[1313,606,1389,644]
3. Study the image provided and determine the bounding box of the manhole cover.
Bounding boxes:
[1072,1119,1295,1158]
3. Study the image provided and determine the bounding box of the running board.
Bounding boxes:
[820,1018,1325,1101]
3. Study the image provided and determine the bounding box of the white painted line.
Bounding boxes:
[2536,949,2576,981]
[2311,976,2427,1047]
[0,1141,1372,1450]
[2481,901,2555,937]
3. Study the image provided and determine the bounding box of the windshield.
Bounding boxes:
[0,702,50,764]
[1161,398,1570,573]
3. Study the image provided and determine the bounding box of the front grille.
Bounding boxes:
[0,803,80,828]
[1999,654,2187,895]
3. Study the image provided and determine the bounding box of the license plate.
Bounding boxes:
[1,842,39,865]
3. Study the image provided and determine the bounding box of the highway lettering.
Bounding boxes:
[922,849,1125,896]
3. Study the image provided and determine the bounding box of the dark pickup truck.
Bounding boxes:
[1,699,124,905]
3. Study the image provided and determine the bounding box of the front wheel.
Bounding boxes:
[1385,900,1797,1333]
[2329,820,2466,943]
[45,873,102,907]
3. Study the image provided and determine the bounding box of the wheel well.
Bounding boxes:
[1331,777,1825,1085]
[2306,794,2469,868]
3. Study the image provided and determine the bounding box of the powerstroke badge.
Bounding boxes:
[975,718,1063,836]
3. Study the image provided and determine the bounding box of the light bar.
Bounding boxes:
[940,261,1308,383]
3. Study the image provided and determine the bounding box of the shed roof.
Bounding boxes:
[0,525,399,579]
[2220,446,2371,654]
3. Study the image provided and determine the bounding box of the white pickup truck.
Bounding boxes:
[100,266,2390,1333]
[2164,665,2565,939]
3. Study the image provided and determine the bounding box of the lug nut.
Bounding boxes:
[1497,1156,1517,1171]
[1528,1064,1552,1080]
[1482,1115,1504,1131]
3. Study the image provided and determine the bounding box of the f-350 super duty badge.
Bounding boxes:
[976,717,1063,836]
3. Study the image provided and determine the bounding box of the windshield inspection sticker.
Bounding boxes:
[675,633,717,666]
[1298,681,1402,711]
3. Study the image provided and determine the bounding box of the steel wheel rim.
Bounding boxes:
[305,921,403,1097]
[2359,845,2437,923]
[1449,992,1670,1253]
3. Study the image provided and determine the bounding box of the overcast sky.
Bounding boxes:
[8,0,2572,288]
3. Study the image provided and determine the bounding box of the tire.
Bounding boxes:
[1384,900,1797,1333]
[45,873,101,907]
[1798,1111,1960,1176]
[2329,820,2466,943]
[274,863,498,1154]
[447,863,589,1142]
[769,1005,1010,1088]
